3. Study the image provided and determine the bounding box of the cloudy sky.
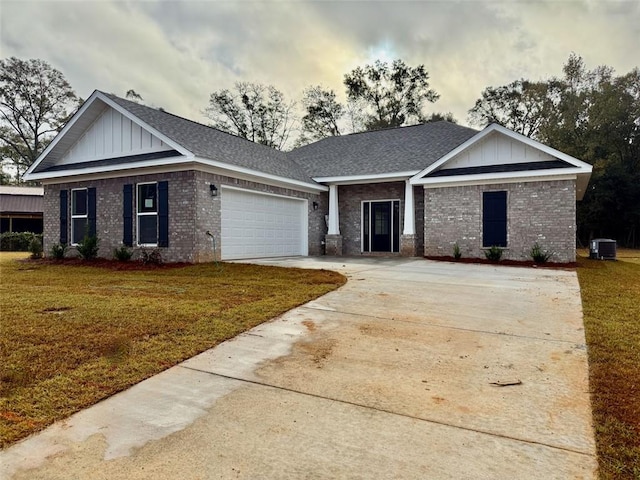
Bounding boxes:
[1,0,639,139]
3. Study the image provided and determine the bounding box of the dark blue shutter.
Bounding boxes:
[59,190,68,244]
[158,181,169,247]
[88,187,97,237]
[483,191,507,247]
[123,184,133,247]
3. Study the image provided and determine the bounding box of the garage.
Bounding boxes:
[221,187,308,260]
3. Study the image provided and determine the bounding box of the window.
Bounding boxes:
[137,183,158,245]
[71,188,88,245]
[483,191,507,247]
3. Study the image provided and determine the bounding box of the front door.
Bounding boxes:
[362,200,400,253]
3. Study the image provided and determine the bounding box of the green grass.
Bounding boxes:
[577,249,640,479]
[0,253,345,447]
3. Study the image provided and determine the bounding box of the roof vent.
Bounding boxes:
[589,238,617,260]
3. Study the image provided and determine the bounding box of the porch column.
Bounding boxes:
[327,184,340,235]
[325,184,343,255]
[403,179,415,235]
[401,179,418,256]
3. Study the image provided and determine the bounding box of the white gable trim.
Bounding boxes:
[24,91,193,179]
[28,154,326,194]
[314,171,419,185]
[409,123,592,183]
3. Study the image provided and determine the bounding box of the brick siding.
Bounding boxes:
[44,170,324,263]
[423,180,577,263]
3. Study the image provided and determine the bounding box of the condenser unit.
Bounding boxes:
[589,239,617,260]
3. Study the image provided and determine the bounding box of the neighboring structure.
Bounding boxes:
[24,91,592,263]
[0,186,44,234]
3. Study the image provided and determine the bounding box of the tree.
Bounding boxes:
[205,82,296,150]
[344,59,439,131]
[468,79,562,138]
[0,57,79,182]
[423,112,458,124]
[299,86,343,143]
[468,54,640,247]
[125,89,143,103]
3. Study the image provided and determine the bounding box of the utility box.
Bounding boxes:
[589,238,617,260]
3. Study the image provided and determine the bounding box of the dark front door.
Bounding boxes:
[372,201,392,251]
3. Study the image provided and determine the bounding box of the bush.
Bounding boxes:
[140,248,162,265]
[29,237,43,259]
[530,242,552,264]
[50,243,68,260]
[484,245,503,262]
[0,232,43,251]
[453,243,462,260]
[76,233,100,260]
[113,246,133,262]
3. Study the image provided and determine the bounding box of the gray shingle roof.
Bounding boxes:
[102,92,315,184]
[288,122,478,177]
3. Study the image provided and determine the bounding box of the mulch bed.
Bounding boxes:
[424,255,578,269]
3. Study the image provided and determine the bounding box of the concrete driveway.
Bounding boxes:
[1,258,596,479]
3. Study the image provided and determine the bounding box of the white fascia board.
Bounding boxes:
[409,123,592,183]
[412,168,583,187]
[314,171,419,185]
[194,157,327,193]
[26,156,194,182]
[25,153,326,193]
[94,92,193,159]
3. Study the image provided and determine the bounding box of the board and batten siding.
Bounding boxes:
[442,131,556,170]
[58,107,172,165]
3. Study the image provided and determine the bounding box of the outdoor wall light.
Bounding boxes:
[210,184,218,197]
[312,201,319,211]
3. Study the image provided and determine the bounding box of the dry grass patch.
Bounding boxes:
[577,251,640,479]
[0,253,345,447]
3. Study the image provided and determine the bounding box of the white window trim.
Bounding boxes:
[70,188,88,246]
[136,181,158,247]
[361,198,401,253]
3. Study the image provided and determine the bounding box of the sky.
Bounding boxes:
[1,0,639,141]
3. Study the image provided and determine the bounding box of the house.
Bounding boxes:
[24,90,592,263]
[0,186,44,234]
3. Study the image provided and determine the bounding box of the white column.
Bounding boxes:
[403,179,415,235]
[327,184,340,235]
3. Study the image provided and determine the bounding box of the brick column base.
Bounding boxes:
[324,234,343,256]
[400,234,418,257]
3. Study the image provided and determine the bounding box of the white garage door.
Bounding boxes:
[221,187,307,260]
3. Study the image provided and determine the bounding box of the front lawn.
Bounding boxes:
[577,249,640,479]
[0,253,345,447]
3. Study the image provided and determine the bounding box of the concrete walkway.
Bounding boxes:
[1,258,596,479]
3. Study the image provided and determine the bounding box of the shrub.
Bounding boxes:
[113,246,133,262]
[76,233,100,260]
[530,242,552,264]
[0,232,43,251]
[453,243,462,260]
[484,245,503,262]
[28,237,43,259]
[50,243,68,260]
[140,248,162,265]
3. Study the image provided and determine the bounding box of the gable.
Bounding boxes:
[440,130,557,171]
[57,106,173,166]
[410,124,593,200]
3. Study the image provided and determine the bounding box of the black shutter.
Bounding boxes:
[483,191,507,247]
[59,190,68,244]
[123,184,133,247]
[158,181,169,247]
[88,187,97,237]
